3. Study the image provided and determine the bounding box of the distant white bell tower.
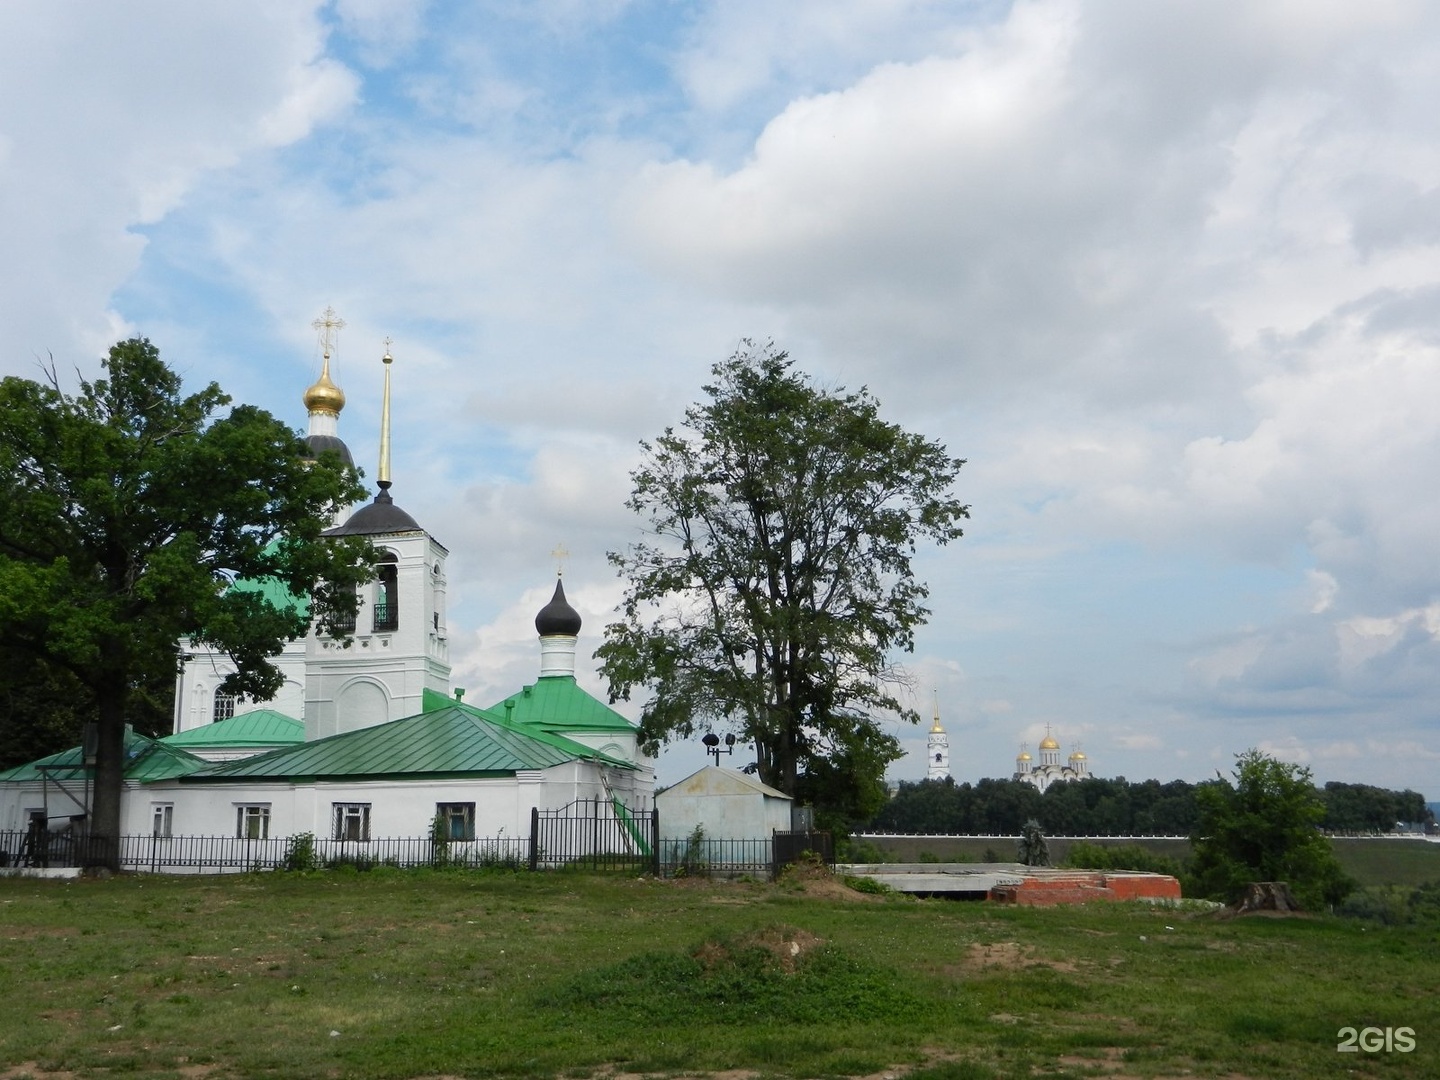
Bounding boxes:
[926,694,950,781]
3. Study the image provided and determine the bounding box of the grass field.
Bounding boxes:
[1,866,1437,1079]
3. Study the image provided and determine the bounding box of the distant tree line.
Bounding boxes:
[865,776,1432,836]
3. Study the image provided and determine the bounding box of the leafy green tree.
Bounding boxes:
[970,778,1043,833]
[598,343,967,817]
[869,777,975,833]
[0,339,373,868]
[1189,749,1354,909]
[0,647,172,770]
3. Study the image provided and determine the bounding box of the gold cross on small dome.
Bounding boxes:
[312,306,346,359]
[551,543,570,577]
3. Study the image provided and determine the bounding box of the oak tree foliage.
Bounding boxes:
[598,343,967,821]
[0,339,375,866]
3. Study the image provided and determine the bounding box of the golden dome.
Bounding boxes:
[303,358,345,416]
[1069,750,1086,761]
[1039,735,1060,750]
[1017,750,1032,761]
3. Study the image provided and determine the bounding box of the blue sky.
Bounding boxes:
[3,1,1439,792]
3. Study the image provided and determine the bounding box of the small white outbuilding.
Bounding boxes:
[657,765,793,842]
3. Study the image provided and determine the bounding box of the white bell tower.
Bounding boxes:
[926,694,950,781]
[304,341,451,739]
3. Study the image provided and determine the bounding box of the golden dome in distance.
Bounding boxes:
[1039,734,1060,750]
[1069,749,1086,761]
[1017,751,1032,761]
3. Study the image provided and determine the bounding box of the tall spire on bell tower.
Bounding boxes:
[378,337,394,491]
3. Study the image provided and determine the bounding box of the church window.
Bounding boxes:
[152,803,173,838]
[236,804,270,839]
[374,553,399,632]
[333,803,371,842]
[437,803,474,841]
[213,688,237,723]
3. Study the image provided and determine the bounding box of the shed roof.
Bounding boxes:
[659,765,792,801]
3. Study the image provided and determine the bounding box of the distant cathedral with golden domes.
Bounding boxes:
[1013,725,1090,793]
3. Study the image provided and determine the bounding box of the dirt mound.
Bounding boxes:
[694,925,825,973]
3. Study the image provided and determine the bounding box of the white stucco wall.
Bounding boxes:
[656,767,792,841]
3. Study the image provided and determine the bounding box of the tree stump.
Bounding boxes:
[1233,881,1300,913]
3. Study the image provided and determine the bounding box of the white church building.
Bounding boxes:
[0,317,652,856]
[1012,725,1090,793]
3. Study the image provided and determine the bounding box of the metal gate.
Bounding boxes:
[529,797,658,874]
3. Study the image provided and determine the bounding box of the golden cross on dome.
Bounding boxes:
[311,306,346,359]
[550,543,570,577]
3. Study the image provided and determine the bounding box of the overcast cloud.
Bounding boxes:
[2,0,1437,792]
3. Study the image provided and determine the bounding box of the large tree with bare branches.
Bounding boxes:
[598,343,967,827]
[0,339,373,868]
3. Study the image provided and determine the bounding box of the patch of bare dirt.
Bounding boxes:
[953,940,1078,973]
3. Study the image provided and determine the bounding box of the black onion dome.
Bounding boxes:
[324,487,422,536]
[305,433,355,469]
[535,579,582,636]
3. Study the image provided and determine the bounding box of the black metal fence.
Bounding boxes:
[657,837,773,878]
[2,807,826,881]
[773,829,834,876]
[0,829,530,873]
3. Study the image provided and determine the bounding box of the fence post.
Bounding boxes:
[528,806,539,872]
[650,806,660,876]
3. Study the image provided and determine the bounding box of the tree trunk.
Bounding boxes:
[86,664,129,872]
[1232,881,1300,913]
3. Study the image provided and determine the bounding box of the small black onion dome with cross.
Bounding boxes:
[535,579,582,636]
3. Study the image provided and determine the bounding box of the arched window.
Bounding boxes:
[213,687,237,723]
[373,552,399,632]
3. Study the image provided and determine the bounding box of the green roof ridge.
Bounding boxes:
[483,676,637,733]
[161,709,304,747]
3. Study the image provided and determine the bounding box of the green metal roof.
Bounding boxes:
[182,702,631,785]
[160,709,304,749]
[480,677,637,734]
[230,573,308,617]
[0,729,208,784]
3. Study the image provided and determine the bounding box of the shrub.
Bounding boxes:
[676,825,707,878]
[1064,841,1182,877]
[282,832,317,872]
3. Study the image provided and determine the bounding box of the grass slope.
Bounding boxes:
[0,868,1436,1079]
